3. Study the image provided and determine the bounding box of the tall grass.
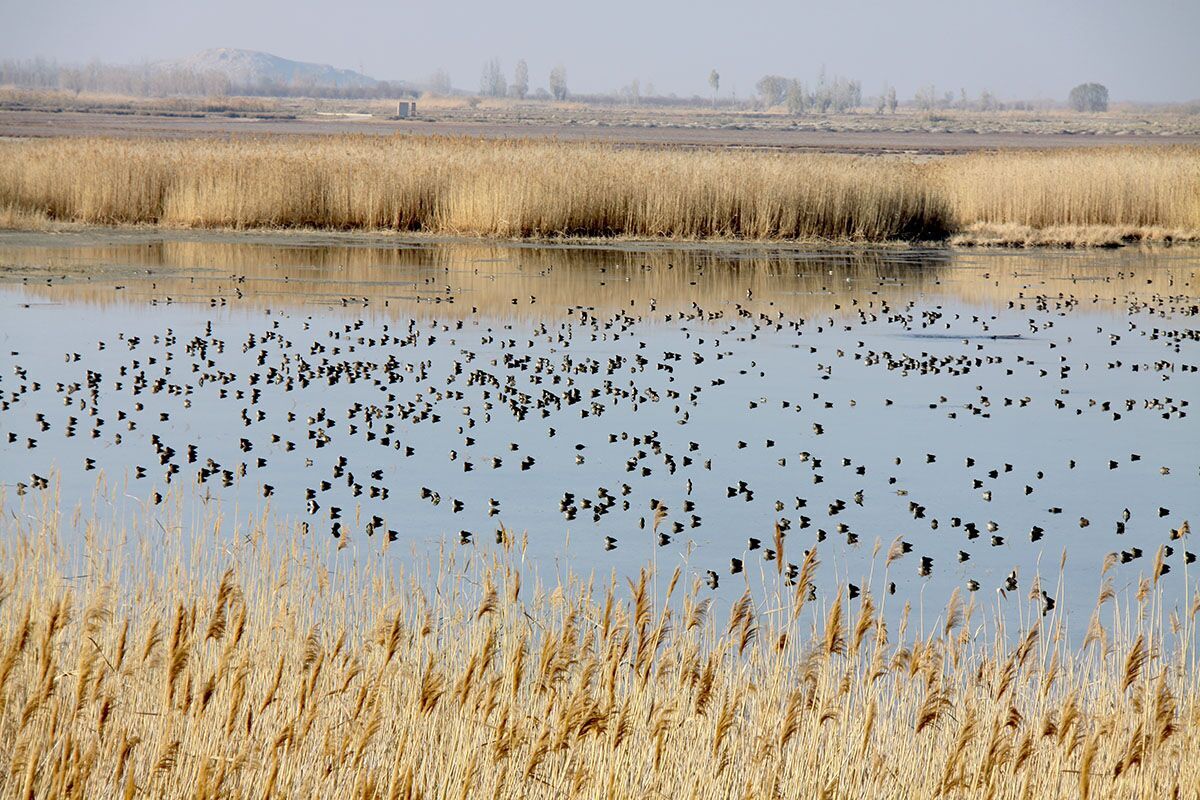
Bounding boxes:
[3,137,1196,243]
[941,148,1200,230]
[1,492,1196,798]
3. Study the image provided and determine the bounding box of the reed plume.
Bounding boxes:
[0,496,1195,798]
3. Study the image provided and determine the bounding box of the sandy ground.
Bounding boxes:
[5,109,1200,153]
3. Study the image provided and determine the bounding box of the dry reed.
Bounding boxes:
[2,137,1197,244]
[0,491,1196,799]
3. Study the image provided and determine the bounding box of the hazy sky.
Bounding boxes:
[3,0,1198,101]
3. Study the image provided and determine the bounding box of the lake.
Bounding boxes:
[1,230,1196,628]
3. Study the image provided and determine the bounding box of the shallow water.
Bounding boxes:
[1,231,1197,624]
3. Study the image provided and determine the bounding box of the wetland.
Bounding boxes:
[0,222,1198,800]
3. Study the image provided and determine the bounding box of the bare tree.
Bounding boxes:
[512,60,529,99]
[877,84,896,114]
[913,84,938,111]
[620,79,641,105]
[61,67,83,95]
[549,65,568,101]
[428,69,452,96]
[785,80,807,116]
[708,69,720,107]
[480,58,506,97]
[811,68,832,113]
[829,76,861,112]
[755,75,787,109]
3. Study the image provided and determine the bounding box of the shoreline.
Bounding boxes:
[3,221,1198,253]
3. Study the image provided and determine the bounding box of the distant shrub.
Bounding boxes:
[1068,83,1109,112]
[549,66,568,101]
[755,75,786,109]
[785,80,807,116]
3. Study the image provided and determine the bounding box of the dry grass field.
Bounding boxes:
[4,87,1200,139]
[1,137,1198,245]
[0,492,1196,799]
[0,88,292,117]
[3,88,1200,155]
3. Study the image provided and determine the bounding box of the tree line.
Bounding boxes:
[754,71,864,114]
[474,59,568,100]
[0,58,414,99]
[0,56,1114,113]
[751,73,1109,114]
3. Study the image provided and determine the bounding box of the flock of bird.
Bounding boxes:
[1,249,1197,615]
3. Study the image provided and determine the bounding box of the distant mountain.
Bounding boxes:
[170,48,379,89]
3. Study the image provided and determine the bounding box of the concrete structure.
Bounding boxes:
[396,100,417,118]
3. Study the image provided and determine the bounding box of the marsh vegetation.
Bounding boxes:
[1,138,1198,245]
[1,491,1198,799]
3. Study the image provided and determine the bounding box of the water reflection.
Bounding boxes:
[4,233,958,316]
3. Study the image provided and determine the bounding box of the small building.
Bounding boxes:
[396,100,417,118]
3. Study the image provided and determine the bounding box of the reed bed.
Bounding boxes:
[1,493,1197,799]
[940,148,1200,232]
[2,137,1197,244]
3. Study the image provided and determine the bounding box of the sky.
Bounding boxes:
[2,0,1198,101]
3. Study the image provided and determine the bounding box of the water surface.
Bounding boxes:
[1,230,1196,626]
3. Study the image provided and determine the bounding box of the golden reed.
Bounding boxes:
[0,491,1195,799]
[2,137,1198,244]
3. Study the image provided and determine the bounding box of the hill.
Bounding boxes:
[171,48,378,90]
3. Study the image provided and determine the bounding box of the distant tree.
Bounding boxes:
[0,56,408,100]
[708,69,720,107]
[428,68,452,95]
[979,90,997,112]
[619,79,641,105]
[512,59,529,99]
[61,67,83,95]
[755,75,787,109]
[810,66,827,112]
[1068,82,1108,112]
[480,58,506,97]
[785,80,807,116]
[885,85,898,113]
[914,84,937,111]
[479,61,492,96]
[644,81,656,98]
[829,76,861,112]
[549,65,568,101]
